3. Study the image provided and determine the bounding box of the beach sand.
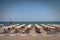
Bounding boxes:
[0,24,60,40]
[0,35,60,40]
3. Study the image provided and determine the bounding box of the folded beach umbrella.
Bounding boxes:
[27,24,32,28]
[7,26,13,28]
[15,26,20,29]
[12,25,16,27]
[2,26,8,30]
[20,24,26,27]
[49,27,55,29]
[45,25,49,27]
[14,24,26,28]
[35,24,42,28]
[15,26,21,28]
[52,24,58,27]
[13,24,20,26]
[55,25,60,28]
[3,26,8,29]
[52,24,59,28]
[41,24,46,27]
[47,24,51,26]
[41,24,49,28]
[15,24,20,26]
[41,24,45,25]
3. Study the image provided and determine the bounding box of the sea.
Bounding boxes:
[0,21,60,25]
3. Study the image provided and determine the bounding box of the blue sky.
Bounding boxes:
[0,0,60,21]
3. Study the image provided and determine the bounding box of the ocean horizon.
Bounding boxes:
[0,21,60,25]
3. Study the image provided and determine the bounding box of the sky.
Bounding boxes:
[0,0,60,22]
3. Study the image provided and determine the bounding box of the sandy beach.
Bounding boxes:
[0,35,60,40]
[0,24,60,40]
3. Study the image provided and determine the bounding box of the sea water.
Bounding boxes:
[0,21,60,25]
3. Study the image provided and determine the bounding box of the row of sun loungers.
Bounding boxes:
[0,24,60,35]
